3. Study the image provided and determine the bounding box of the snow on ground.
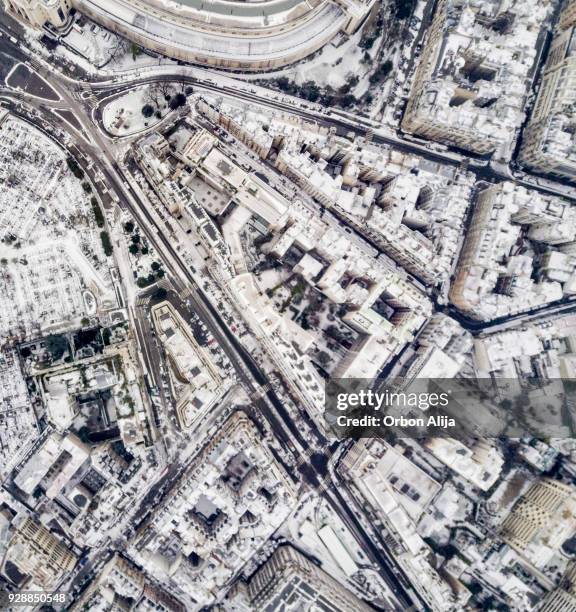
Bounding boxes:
[26,0,418,125]
[244,0,426,123]
[240,25,377,101]
[106,48,179,73]
[101,86,172,136]
[230,19,373,85]
[235,3,408,115]
[74,42,181,75]
[52,41,99,75]
[0,116,115,342]
[121,217,165,287]
[380,0,427,126]
[283,30,368,90]
[48,19,178,76]
[61,17,121,67]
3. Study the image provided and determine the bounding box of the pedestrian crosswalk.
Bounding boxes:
[71,82,98,105]
[249,382,271,401]
[179,284,194,298]
[28,58,43,71]
[156,278,172,291]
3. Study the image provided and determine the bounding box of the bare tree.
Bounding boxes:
[177,80,189,93]
[144,83,163,108]
[157,81,173,99]
[105,37,131,67]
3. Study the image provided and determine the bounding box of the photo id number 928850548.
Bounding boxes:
[0,591,70,607]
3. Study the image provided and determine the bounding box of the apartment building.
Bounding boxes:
[227,545,371,611]
[519,0,576,180]
[402,0,551,158]
[500,479,576,566]
[2,517,77,588]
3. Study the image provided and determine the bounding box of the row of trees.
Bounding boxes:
[136,262,165,288]
[66,156,84,180]
[91,197,105,228]
[100,231,113,257]
[67,157,108,231]
[274,77,361,109]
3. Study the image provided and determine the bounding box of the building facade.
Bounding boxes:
[231,545,372,611]
[519,0,576,181]
[560,0,576,30]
